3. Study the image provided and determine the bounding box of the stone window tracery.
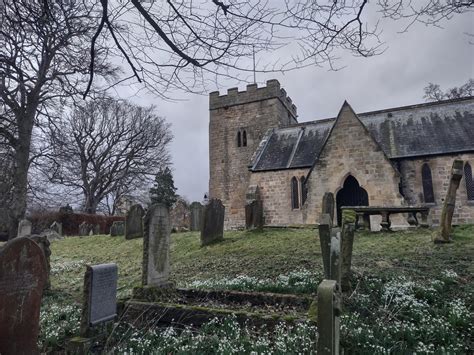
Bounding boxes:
[291,176,299,209]
[464,162,474,201]
[421,163,435,203]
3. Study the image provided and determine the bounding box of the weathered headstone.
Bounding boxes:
[330,230,341,286]
[93,224,101,235]
[79,221,90,236]
[322,192,335,224]
[142,204,172,287]
[340,210,356,291]
[28,234,52,290]
[126,204,144,240]
[317,280,341,355]
[0,238,47,355]
[245,200,264,230]
[200,198,225,247]
[80,264,118,336]
[41,229,62,242]
[435,160,464,243]
[50,221,63,236]
[17,219,32,238]
[189,202,203,231]
[318,213,332,279]
[110,221,125,236]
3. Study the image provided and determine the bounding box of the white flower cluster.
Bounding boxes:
[50,259,86,275]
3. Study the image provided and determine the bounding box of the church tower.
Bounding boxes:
[208,80,298,229]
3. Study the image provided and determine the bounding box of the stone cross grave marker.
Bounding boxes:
[110,220,125,236]
[126,204,144,239]
[436,159,464,243]
[189,201,203,231]
[142,204,172,287]
[317,279,341,355]
[17,218,32,238]
[200,198,225,247]
[80,263,118,337]
[322,192,335,224]
[0,238,47,355]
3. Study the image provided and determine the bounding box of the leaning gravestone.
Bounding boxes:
[0,238,47,355]
[126,204,144,240]
[322,192,335,223]
[189,202,203,231]
[17,219,32,238]
[142,204,172,287]
[110,221,125,236]
[200,198,225,247]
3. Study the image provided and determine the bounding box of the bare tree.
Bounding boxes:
[0,0,114,237]
[424,79,474,101]
[44,98,172,215]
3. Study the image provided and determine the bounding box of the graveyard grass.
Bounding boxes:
[43,226,474,353]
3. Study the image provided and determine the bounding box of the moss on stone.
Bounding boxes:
[342,209,357,224]
[307,299,318,322]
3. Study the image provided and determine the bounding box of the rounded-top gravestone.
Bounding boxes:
[200,199,225,247]
[0,238,47,355]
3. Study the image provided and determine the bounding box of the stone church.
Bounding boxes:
[208,80,474,229]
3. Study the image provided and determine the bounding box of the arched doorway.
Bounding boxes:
[336,175,369,226]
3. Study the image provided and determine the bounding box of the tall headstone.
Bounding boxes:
[142,204,172,287]
[110,221,125,236]
[435,160,464,243]
[330,230,341,286]
[322,192,335,224]
[340,210,356,291]
[0,238,47,355]
[245,185,264,230]
[317,280,341,355]
[189,202,203,231]
[318,213,332,279]
[17,219,32,238]
[126,204,144,240]
[200,198,225,247]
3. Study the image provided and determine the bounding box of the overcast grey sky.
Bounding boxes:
[116,10,473,202]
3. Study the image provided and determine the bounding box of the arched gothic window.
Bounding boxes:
[237,131,241,147]
[291,177,299,209]
[464,162,474,201]
[300,176,308,205]
[421,163,435,203]
[242,130,247,147]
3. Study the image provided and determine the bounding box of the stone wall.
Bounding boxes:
[248,168,310,226]
[305,103,405,228]
[399,154,474,225]
[208,80,298,229]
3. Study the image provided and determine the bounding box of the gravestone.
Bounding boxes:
[28,234,52,290]
[189,202,203,231]
[80,264,118,336]
[93,224,101,235]
[0,238,47,355]
[17,219,32,238]
[79,222,90,236]
[340,210,356,291]
[330,230,341,285]
[50,221,63,236]
[322,192,335,223]
[142,204,172,287]
[317,280,341,355]
[435,160,464,243]
[318,214,332,279]
[110,221,125,236]
[245,200,264,230]
[126,204,144,240]
[200,198,225,247]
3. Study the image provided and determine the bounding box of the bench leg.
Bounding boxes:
[420,211,429,228]
[380,212,391,232]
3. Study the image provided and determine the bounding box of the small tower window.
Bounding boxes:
[422,163,435,203]
[291,176,299,209]
[300,176,308,205]
[242,130,247,147]
[237,131,241,147]
[464,162,474,201]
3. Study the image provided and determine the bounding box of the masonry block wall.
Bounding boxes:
[306,103,405,227]
[399,154,474,225]
[209,80,298,229]
[248,168,310,226]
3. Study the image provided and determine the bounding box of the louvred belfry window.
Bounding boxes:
[464,163,474,201]
[291,177,299,209]
[422,163,435,203]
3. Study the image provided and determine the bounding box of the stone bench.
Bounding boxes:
[341,206,430,232]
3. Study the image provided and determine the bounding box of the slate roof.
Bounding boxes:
[249,96,474,172]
